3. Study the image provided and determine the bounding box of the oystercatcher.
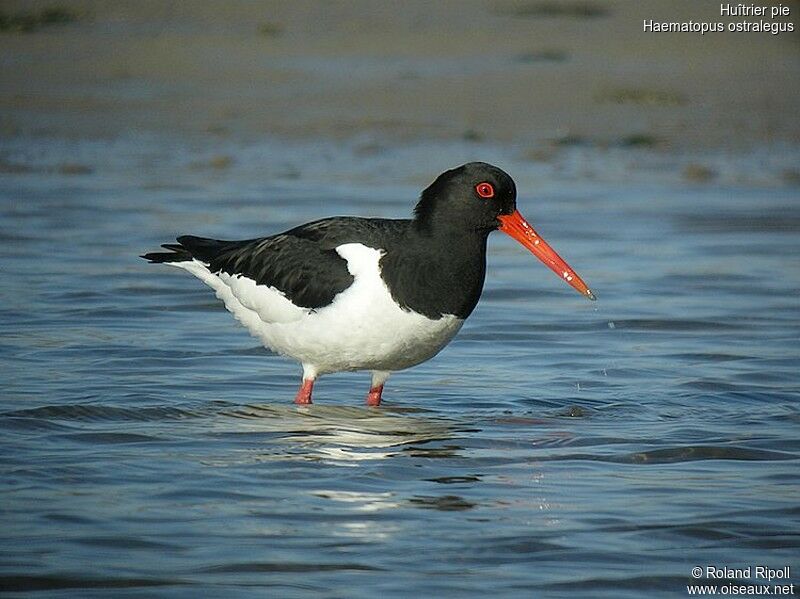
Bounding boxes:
[143,162,594,406]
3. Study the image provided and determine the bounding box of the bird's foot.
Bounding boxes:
[294,379,314,405]
[365,384,384,407]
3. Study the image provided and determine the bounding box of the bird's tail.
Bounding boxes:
[141,235,240,264]
[140,242,193,263]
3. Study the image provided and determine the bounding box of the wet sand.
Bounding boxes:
[1,0,798,151]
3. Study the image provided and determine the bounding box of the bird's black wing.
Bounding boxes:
[142,217,409,310]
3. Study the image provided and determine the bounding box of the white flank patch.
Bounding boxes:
[166,260,306,336]
[216,271,307,324]
[169,246,463,376]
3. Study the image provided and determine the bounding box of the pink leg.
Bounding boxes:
[365,384,384,407]
[294,378,314,405]
[366,372,390,407]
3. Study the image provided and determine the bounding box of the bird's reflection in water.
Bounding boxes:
[208,402,462,465]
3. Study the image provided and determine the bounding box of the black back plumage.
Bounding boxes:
[143,218,408,310]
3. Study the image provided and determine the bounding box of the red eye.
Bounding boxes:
[476,182,495,198]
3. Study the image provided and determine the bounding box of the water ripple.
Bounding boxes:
[1,165,798,597]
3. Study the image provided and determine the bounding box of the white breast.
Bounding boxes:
[169,244,463,376]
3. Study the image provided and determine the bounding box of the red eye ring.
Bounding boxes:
[476,182,495,198]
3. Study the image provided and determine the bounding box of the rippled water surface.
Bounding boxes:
[2,139,799,597]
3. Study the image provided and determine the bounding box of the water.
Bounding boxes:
[1,137,799,597]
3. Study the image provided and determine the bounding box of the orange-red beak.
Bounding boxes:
[498,210,596,301]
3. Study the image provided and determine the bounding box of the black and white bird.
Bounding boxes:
[142,162,595,406]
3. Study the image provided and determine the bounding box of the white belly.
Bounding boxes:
[169,243,463,375]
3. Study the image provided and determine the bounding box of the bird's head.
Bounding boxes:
[414,162,595,301]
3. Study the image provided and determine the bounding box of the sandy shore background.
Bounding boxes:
[1,0,798,154]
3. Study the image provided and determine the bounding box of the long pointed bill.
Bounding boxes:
[498,210,596,301]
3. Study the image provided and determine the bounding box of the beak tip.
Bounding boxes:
[501,210,596,302]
